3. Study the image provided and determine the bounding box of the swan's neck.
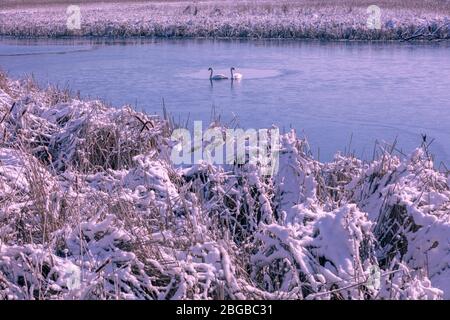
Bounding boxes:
[231,68,234,78]
[209,69,213,79]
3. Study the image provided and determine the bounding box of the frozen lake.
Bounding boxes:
[1,38,449,165]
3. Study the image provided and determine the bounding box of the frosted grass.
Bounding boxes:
[0,72,449,299]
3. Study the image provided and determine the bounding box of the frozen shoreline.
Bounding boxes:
[1,1,449,40]
[0,72,449,299]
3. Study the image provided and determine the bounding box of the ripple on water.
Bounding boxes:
[0,45,95,57]
[182,68,284,80]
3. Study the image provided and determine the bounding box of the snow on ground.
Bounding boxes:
[0,0,449,40]
[0,71,449,299]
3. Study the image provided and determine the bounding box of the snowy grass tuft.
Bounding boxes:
[0,71,449,299]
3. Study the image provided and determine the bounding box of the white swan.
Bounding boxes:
[230,67,243,80]
[208,67,228,80]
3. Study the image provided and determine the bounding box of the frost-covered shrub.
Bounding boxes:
[0,244,80,299]
[345,148,450,298]
[183,161,276,244]
[249,205,375,299]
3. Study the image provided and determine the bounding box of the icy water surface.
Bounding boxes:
[1,38,449,164]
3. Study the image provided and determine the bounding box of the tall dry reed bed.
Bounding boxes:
[0,71,449,299]
[0,0,449,40]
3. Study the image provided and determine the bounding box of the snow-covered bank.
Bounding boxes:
[0,1,449,40]
[0,72,449,300]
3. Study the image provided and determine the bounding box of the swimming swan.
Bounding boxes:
[230,67,243,80]
[208,67,228,80]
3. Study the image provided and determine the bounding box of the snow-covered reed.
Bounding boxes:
[0,71,449,300]
[0,0,449,40]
